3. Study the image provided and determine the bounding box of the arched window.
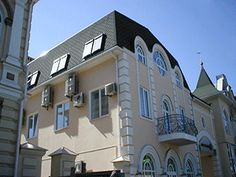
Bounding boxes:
[163,100,170,117]
[223,110,231,135]
[175,72,181,88]
[167,158,177,177]
[185,160,194,177]
[163,100,171,133]
[153,51,167,76]
[136,45,146,65]
[142,155,155,176]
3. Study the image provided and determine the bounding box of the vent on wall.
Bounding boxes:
[41,85,53,109]
[73,92,85,108]
[105,82,117,96]
[65,73,77,98]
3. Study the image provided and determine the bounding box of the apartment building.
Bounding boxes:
[194,65,236,177]
[21,11,234,177]
[0,0,37,176]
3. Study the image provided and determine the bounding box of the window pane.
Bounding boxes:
[82,40,93,58]
[92,35,103,53]
[101,88,108,116]
[140,88,145,116]
[144,90,149,117]
[64,102,70,127]
[50,59,60,75]
[57,55,68,71]
[28,116,33,138]
[91,90,99,119]
[30,71,39,86]
[56,104,64,129]
[28,114,38,138]
[33,114,38,136]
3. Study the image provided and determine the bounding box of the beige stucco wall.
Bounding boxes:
[205,96,235,176]
[21,58,119,176]
[126,47,199,175]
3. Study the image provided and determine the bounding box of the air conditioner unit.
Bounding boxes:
[41,85,53,108]
[75,161,86,174]
[73,92,85,108]
[105,82,117,96]
[65,73,77,97]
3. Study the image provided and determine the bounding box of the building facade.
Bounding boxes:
[0,0,37,176]
[194,66,236,177]
[21,11,234,177]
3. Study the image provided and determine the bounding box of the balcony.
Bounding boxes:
[157,114,198,145]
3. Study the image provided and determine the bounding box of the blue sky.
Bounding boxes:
[28,0,236,91]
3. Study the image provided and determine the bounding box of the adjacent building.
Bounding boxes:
[194,65,236,177]
[21,11,235,177]
[0,0,38,176]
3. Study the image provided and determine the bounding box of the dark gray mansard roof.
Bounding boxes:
[28,11,190,90]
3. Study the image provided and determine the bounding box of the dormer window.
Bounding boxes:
[50,54,70,76]
[153,51,167,76]
[82,34,105,59]
[27,71,40,89]
[136,45,146,65]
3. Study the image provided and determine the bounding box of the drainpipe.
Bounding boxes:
[14,0,37,176]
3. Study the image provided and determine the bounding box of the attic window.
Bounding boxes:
[82,34,105,59]
[50,54,70,76]
[27,71,40,89]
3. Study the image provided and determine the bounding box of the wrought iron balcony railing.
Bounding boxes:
[157,114,198,137]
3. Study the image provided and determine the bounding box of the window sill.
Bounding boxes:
[54,126,69,133]
[27,135,38,140]
[90,114,110,121]
[140,115,153,122]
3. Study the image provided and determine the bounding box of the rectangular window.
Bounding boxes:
[139,87,150,118]
[27,71,40,89]
[90,88,108,119]
[28,113,38,139]
[92,34,104,53]
[82,40,93,58]
[55,102,69,130]
[82,34,105,59]
[50,54,70,76]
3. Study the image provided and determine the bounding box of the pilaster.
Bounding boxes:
[117,53,135,176]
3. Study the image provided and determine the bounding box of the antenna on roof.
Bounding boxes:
[197,51,203,67]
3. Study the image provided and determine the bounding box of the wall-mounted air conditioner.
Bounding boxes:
[75,161,86,174]
[65,73,77,98]
[105,82,117,96]
[73,92,85,108]
[41,85,53,108]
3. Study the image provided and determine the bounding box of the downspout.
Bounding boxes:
[14,0,36,176]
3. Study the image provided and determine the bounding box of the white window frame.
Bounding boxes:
[136,45,147,65]
[153,51,167,76]
[50,54,69,76]
[55,101,70,131]
[89,87,109,120]
[83,34,105,58]
[27,112,39,139]
[139,86,151,119]
[142,155,155,176]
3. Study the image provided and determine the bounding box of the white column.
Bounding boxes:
[6,0,26,67]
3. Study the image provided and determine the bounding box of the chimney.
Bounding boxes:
[216,74,228,91]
